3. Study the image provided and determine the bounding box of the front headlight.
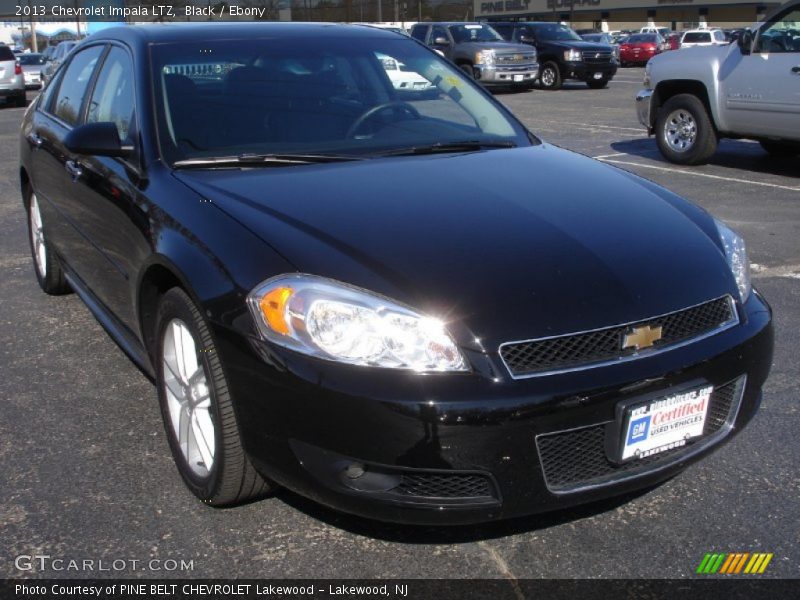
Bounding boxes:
[715,220,751,302]
[247,274,467,372]
[474,50,495,66]
[564,49,582,61]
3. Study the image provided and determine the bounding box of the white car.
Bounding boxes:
[641,26,671,38]
[680,29,728,48]
[376,53,433,91]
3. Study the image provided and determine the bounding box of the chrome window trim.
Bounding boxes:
[535,375,747,495]
[499,295,739,379]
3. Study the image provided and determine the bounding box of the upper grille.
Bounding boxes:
[394,472,495,500]
[581,50,613,63]
[535,377,745,493]
[500,296,737,378]
[495,52,537,65]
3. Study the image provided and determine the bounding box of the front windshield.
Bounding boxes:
[448,24,504,43]
[151,36,530,164]
[534,24,583,42]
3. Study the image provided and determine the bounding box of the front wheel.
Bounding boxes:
[459,63,475,79]
[539,62,562,90]
[655,94,718,165]
[760,140,800,157]
[155,287,274,506]
[26,191,71,295]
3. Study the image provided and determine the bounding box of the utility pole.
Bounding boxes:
[377,0,382,22]
[28,0,38,52]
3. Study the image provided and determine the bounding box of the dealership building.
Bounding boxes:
[474,0,783,31]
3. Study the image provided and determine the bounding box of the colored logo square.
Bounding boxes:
[627,416,651,445]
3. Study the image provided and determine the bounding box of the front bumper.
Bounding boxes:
[636,88,654,132]
[562,61,618,81]
[214,291,773,524]
[474,63,538,86]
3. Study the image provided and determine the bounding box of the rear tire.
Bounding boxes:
[539,61,562,90]
[155,287,275,506]
[586,78,608,89]
[760,140,800,157]
[15,93,27,108]
[655,94,717,165]
[26,190,71,295]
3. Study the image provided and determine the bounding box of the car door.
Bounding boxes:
[720,4,800,138]
[26,44,106,278]
[66,44,142,329]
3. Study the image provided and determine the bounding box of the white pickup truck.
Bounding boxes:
[636,0,800,164]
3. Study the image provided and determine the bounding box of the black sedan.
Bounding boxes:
[19,24,773,525]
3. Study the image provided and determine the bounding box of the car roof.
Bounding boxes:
[87,22,410,45]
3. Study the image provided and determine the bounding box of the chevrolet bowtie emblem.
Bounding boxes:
[622,324,663,351]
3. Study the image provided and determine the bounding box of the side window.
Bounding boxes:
[52,45,105,126]
[714,30,725,42]
[86,47,136,143]
[756,9,800,53]
[431,26,449,44]
[410,26,427,42]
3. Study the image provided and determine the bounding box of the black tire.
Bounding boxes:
[25,188,71,295]
[539,61,562,90]
[586,78,608,89]
[459,63,474,79]
[155,287,274,506]
[759,140,800,157]
[15,93,27,108]
[655,94,718,165]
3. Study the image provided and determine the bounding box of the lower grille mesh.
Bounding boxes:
[394,472,494,499]
[536,378,744,493]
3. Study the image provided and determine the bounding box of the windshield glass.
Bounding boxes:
[626,34,657,43]
[19,53,46,65]
[682,32,711,43]
[533,24,582,42]
[151,36,530,164]
[448,24,504,43]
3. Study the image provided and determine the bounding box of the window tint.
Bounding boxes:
[0,45,15,61]
[19,53,46,65]
[86,47,135,142]
[53,45,104,126]
[683,32,711,43]
[756,9,800,53]
[410,26,427,42]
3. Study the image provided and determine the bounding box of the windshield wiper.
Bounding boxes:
[376,140,517,157]
[173,153,364,168]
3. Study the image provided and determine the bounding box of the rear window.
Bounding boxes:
[19,54,46,66]
[627,34,656,43]
[0,46,15,61]
[683,32,711,43]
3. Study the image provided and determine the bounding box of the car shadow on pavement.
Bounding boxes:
[609,138,800,179]
[272,483,662,543]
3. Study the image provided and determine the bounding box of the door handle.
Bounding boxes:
[28,132,43,147]
[792,66,800,74]
[65,160,83,181]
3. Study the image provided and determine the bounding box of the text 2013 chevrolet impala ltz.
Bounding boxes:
[20,24,773,524]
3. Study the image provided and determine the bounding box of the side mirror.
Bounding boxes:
[432,37,450,46]
[64,122,133,158]
[738,29,753,55]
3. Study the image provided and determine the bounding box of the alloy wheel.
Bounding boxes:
[29,194,47,279]
[663,109,697,153]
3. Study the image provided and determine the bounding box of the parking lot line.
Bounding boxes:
[596,157,800,193]
[563,122,645,133]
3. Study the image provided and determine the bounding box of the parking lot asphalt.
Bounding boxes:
[1,73,798,580]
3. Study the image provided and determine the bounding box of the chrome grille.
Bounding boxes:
[500,296,737,378]
[581,50,613,63]
[535,377,745,493]
[495,52,537,65]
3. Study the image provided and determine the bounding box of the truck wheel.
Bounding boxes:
[586,77,608,89]
[459,63,475,79]
[655,94,717,165]
[759,140,800,157]
[539,62,562,90]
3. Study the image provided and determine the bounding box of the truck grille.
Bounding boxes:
[500,296,737,378]
[581,50,613,63]
[495,52,537,66]
[535,377,745,493]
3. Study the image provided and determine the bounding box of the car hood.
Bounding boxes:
[174,145,735,349]
[545,41,611,52]
[456,41,534,54]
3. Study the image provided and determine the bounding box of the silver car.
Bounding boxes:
[18,53,46,89]
[41,41,78,85]
[0,44,26,107]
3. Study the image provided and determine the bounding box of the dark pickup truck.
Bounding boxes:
[492,22,618,90]
[410,22,538,89]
